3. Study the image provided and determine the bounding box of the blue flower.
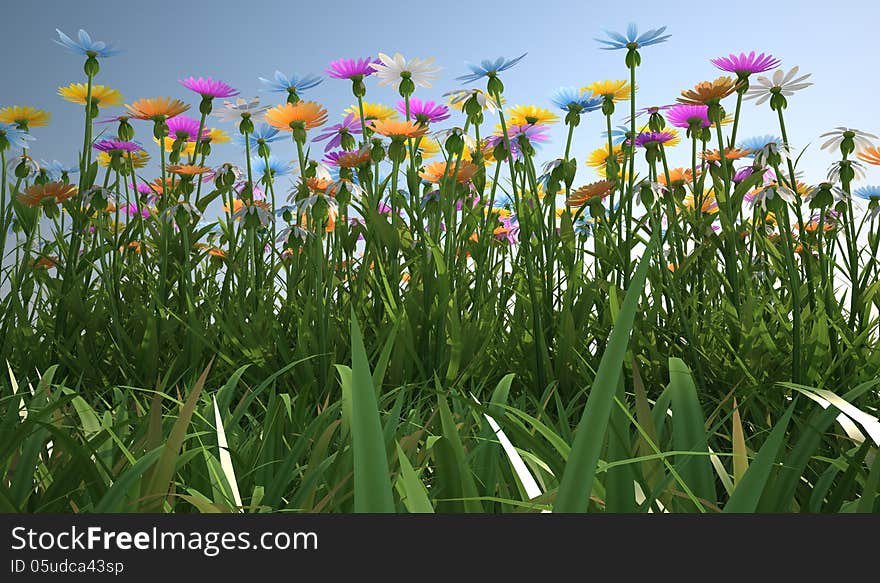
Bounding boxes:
[0,123,36,150]
[258,71,323,94]
[54,29,121,58]
[253,156,294,178]
[601,125,631,146]
[854,186,880,202]
[550,87,603,113]
[596,23,670,51]
[456,54,527,83]
[737,135,784,158]
[234,124,282,149]
[41,160,79,180]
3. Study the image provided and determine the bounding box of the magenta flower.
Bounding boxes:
[131,181,154,196]
[635,131,676,148]
[326,57,380,80]
[396,97,450,124]
[495,216,520,245]
[179,76,239,99]
[122,203,150,218]
[665,104,710,129]
[710,52,780,75]
[166,115,210,142]
[93,139,142,152]
[486,124,551,158]
[312,114,362,152]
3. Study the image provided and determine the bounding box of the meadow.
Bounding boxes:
[1,24,879,513]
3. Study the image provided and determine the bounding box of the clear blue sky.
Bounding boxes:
[4,0,879,187]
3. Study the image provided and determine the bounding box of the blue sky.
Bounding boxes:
[4,0,879,187]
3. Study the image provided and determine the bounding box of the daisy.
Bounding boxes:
[344,101,398,121]
[585,144,624,177]
[166,115,211,141]
[313,113,362,151]
[678,77,740,105]
[125,97,189,121]
[258,71,322,97]
[17,182,78,207]
[368,119,427,140]
[326,57,380,80]
[0,123,36,150]
[265,102,328,132]
[744,67,812,107]
[550,87,603,113]
[445,89,501,113]
[711,52,780,75]
[0,106,51,128]
[397,98,450,125]
[584,80,632,102]
[371,53,442,91]
[822,128,877,153]
[455,54,526,83]
[567,180,616,206]
[213,97,269,123]
[54,28,121,58]
[324,147,372,168]
[595,23,670,51]
[664,104,710,130]
[58,83,123,107]
[419,161,479,184]
[506,105,559,126]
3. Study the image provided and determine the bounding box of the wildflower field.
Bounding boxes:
[1,23,879,514]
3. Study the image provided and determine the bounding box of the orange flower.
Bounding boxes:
[17,182,78,207]
[368,119,427,140]
[208,247,226,258]
[148,177,174,195]
[125,97,190,120]
[657,168,695,187]
[330,148,372,168]
[419,161,479,184]
[125,241,143,253]
[700,148,751,161]
[265,101,328,131]
[678,77,740,105]
[566,180,616,206]
[857,147,880,166]
[31,256,59,269]
[306,176,333,192]
[167,164,211,176]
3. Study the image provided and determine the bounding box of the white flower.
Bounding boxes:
[749,183,798,211]
[232,201,273,227]
[744,66,812,105]
[443,89,500,113]
[432,127,477,152]
[827,159,866,183]
[213,97,269,123]
[371,53,442,90]
[819,127,877,152]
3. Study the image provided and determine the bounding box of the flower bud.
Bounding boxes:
[199,95,213,116]
[117,119,134,141]
[370,139,385,163]
[84,56,100,77]
[487,75,504,96]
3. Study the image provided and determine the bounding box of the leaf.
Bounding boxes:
[213,396,242,510]
[395,442,434,513]
[731,398,749,486]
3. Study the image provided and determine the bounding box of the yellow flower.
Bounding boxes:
[58,83,123,107]
[682,192,718,214]
[583,80,632,102]
[154,137,196,156]
[344,101,398,121]
[506,105,559,126]
[0,105,51,128]
[205,128,230,143]
[585,144,624,178]
[98,149,151,168]
[409,137,441,160]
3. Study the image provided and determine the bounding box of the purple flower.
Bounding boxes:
[92,139,142,153]
[131,181,154,196]
[487,124,550,158]
[312,114,362,152]
[326,57,380,80]
[122,203,150,218]
[166,115,210,142]
[635,131,676,148]
[711,52,780,75]
[665,104,710,130]
[495,216,520,245]
[396,97,450,124]
[179,76,239,98]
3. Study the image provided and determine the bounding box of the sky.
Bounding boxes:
[4,0,880,189]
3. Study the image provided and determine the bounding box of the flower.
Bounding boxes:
[664,104,710,129]
[683,192,718,214]
[700,147,752,161]
[166,115,211,141]
[635,131,676,148]
[324,147,372,168]
[412,137,442,160]
[179,76,239,99]
[313,113,362,151]
[154,137,195,156]
[854,185,880,202]
[371,53,442,90]
[827,160,866,182]
[93,139,142,153]
[260,73,322,99]
[678,77,740,105]
[711,52,780,75]
[738,135,784,156]
[744,67,812,105]
[596,23,670,51]
[567,180,616,206]
[550,87,603,113]
[419,161,479,184]
[368,119,427,140]
[0,123,36,150]
[167,164,212,176]
[584,80,632,102]
[235,124,282,149]
[253,156,294,178]
[857,146,880,165]
[0,106,51,128]
[445,89,501,113]
[344,101,398,121]
[125,97,189,120]
[206,128,230,143]
[99,150,149,168]
[266,102,328,131]
[397,98,450,124]
[58,83,123,107]
[326,57,380,80]
[823,128,878,153]
[41,160,78,180]
[749,182,798,211]
[506,105,558,126]
[586,144,624,177]
[213,97,269,123]
[487,124,551,157]
[17,182,78,207]
[658,168,695,188]
[455,54,526,83]
[54,29,121,58]
[494,216,520,244]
